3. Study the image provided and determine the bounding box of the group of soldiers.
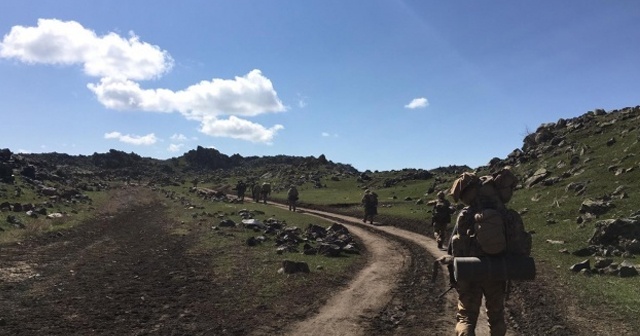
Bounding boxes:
[235,173,520,335]
[235,180,271,204]
[235,180,298,211]
[362,169,522,336]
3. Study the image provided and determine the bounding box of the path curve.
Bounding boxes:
[268,201,512,336]
[284,219,409,336]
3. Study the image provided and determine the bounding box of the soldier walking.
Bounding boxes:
[236,180,247,201]
[287,185,299,211]
[260,182,271,204]
[361,189,378,224]
[432,191,455,250]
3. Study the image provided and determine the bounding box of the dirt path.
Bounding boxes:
[272,203,505,336]
[0,202,222,335]
[0,191,579,335]
[283,221,409,336]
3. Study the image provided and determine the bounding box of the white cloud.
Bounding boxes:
[0,19,173,80]
[104,131,158,145]
[87,69,285,117]
[1,19,286,144]
[405,97,429,109]
[170,133,188,141]
[87,70,287,142]
[167,143,184,152]
[199,116,284,143]
[321,132,338,138]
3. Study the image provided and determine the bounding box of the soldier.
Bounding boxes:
[432,191,455,251]
[251,183,261,202]
[447,170,521,336]
[260,182,271,204]
[287,185,299,211]
[236,180,247,201]
[361,189,378,224]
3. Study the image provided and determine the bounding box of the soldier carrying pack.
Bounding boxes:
[433,167,535,295]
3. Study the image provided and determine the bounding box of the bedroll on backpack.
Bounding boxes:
[454,255,536,282]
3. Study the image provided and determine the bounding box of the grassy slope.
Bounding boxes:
[507,110,640,319]
[268,108,640,327]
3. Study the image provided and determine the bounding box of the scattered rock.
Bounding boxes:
[570,259,590,272]
[579,199,614,216]
[280,260,310,274]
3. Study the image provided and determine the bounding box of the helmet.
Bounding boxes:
[449,172,480,205]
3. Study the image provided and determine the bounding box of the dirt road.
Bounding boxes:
[281,203,593,336]
[0,191,584,335]
[0,202,224,335]
[275,204,498,336]
[283,222,408,336]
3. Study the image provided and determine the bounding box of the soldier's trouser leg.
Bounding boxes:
[456,281,482,336]
[434,222,447,247]
[483,281,507,336]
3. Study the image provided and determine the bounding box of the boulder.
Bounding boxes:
[579,199,614,216]
[218,219,236,227]
[569,259,590,272]
[525,168,551,188]
[280,260,310,274]
[618,261,639,278]
[589,218,640,248]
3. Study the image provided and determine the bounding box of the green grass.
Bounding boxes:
[0,176,108,242]
[154,185,364,312]
[160,184,362,277]
[2,178,364,319]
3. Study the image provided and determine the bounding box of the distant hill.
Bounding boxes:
[3,105,639,191]
[0,145,360,188]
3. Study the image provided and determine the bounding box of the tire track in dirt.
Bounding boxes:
[0,201,221,335]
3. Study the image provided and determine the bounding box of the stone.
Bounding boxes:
[281,260,310,274]
[569,259,591,272]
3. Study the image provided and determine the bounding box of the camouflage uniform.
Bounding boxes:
[447,167,524,336]
[251,184,261,202]
[287,186,299,211]
[450,206,507,336]
[455,279,507,336]
[361,190,378,224]
[432,191,454,250]
[260,183,271,204]
[236,181,247,201]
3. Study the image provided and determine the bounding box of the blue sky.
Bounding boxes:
[1,1,639,172]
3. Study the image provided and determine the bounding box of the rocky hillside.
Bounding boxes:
[481,106,640,277]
